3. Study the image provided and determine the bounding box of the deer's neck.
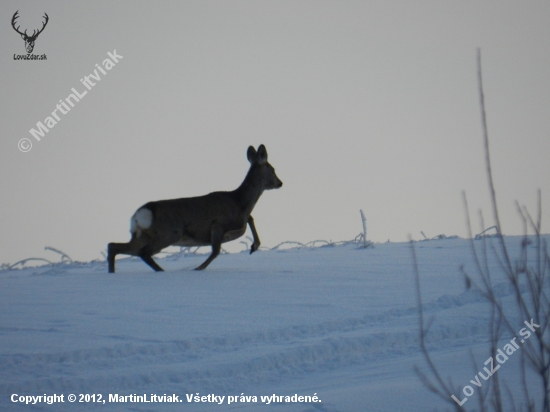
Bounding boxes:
[233,167,264,215]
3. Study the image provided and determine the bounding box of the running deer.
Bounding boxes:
[107,144,282,272]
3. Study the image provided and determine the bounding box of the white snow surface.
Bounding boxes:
[1,236,548,411]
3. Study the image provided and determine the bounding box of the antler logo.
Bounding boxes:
[11,11,49,54]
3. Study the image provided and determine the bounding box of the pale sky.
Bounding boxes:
[1,1,549,266]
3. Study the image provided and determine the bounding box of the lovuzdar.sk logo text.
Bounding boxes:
[12,10,48,60]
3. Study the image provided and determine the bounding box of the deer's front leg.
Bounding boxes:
[195,223,224,270]
[248,215,261,254]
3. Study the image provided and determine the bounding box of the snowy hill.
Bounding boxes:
[1,236,547,411]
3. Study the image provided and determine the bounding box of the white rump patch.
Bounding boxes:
[130,208,153,236]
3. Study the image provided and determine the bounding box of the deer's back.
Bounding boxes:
[141,191,247,244]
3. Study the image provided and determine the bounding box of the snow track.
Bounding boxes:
[0,236,546,411]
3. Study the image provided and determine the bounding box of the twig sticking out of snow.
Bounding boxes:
[240,236,254,252]
[3,247,73,271]
[419,233,461,242]
[356,210,373,249]
[304,240,332,248]
[8,258,54,270]
[360,210,367,248]
[271,241,307,250]
[271,238,361,251]
[474,225,499,240]
[44,246,73,263]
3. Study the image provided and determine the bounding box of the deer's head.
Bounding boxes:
[12,11,49,54]
[247,145,283,190]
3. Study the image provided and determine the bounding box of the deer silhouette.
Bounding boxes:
[12,11,49,54]
[107,145,283,272]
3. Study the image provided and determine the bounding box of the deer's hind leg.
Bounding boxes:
[136,230,185,272]
[108,234,150,273]
[136,243,165,272]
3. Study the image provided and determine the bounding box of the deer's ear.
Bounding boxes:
[256,145,267,165]
[247,146,257,164]
[21,34,25,40]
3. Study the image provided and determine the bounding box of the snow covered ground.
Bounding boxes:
[1,235,547,411]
